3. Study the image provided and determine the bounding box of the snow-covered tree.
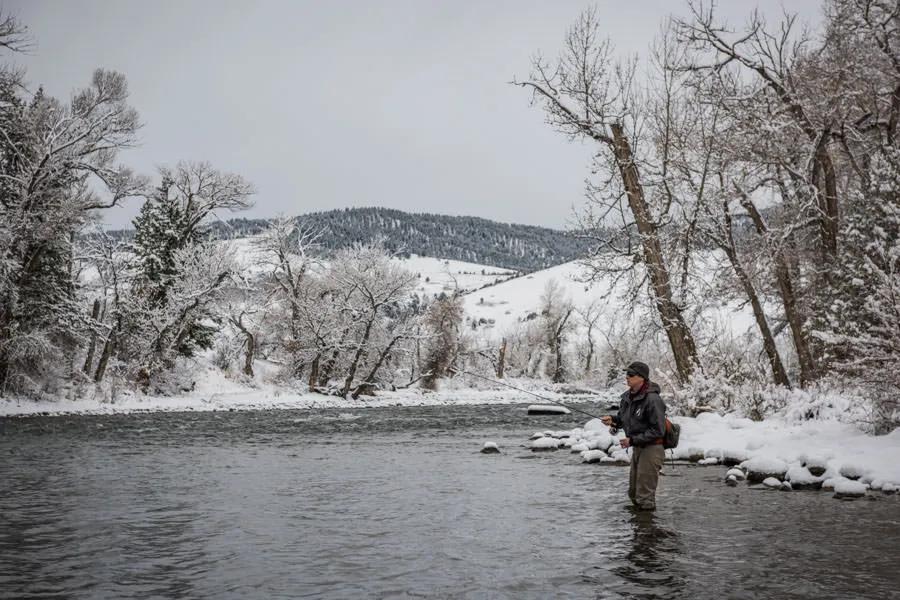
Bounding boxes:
[328,244,418,398]
[121,162,254,387]
[0,46,143,393]
[119,241,238,391]
[420,292,464,391]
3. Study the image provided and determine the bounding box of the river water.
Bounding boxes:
[1,404,898,599]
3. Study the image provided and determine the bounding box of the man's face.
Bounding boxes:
[625,371,643,390]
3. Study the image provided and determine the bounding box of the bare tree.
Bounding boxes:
[676,2,842,262]
[515,8,699,383]
[420,293,464,391]
[330,245,417,398]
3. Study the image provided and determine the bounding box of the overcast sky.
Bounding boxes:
[7,0,822,229]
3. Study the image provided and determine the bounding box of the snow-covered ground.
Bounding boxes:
[396,254,517,298]
[529,412,900,498]
[228,235,517,298]
[460,254,759,341]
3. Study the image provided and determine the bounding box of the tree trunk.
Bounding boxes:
[409,327,420,386]
[342,319,374,397]
[352,334,403,399]
[308,354,320,392]
[243,331,255,377]
[82,298,102,375]
[231,315,255,377]
[552,309,573,383]
[610,123,699,382]
[93,327,116,383]
[497,338,507,379]
[319,326,349,386]
[722,204,791,388]
[584,337,594,378]
[812,132,840,260]
[738,192,817,385]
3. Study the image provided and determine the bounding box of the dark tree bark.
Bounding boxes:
[82,298,102,375]
[610,123,699,382]
[737,190,817,385]
[497,338,507,379]
[721,202,791,388]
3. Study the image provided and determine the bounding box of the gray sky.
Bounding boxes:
[7,0,822,229]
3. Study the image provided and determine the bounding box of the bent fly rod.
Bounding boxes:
[447,367,603,421]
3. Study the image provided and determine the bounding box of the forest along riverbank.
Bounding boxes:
[2,404,899,599]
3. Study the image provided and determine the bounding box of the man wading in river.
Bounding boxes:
[601,361,666,511]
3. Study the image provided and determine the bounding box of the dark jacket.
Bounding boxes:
[612,381,666,447]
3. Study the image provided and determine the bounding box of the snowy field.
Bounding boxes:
[396,254,517,297]
[460,253,759,342]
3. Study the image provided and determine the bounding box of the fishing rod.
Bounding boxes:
[447,367,604,421]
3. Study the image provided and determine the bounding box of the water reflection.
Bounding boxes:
[599,510,683,599]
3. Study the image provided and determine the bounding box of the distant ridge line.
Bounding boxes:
[111,206,598,272]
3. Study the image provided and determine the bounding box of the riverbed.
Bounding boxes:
[1,404,898,599]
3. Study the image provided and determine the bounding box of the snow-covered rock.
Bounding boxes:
[581,450,607,463]
[785,465,821,490]
[725,475,738,487]
[583,418,609,433]
[744,457,788,483]
[480,442,500,454]
[882,483,897,494]
[833,479,867,499]
[780,481,793,492]
[762,477,781,489]
[599,449,631,465]
[699,457,719,465]
[799,454,829,477]
[725,468,746,481]
[570,443,590,453]
[584,432,617,453]
[839,463,865,481]
[721,448,750,466]
[530,437,560,451]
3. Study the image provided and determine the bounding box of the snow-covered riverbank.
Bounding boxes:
[526,413,900,499]
[0,367,615,417]
[0,386,601,417]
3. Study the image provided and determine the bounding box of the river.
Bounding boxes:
[1,404,898,599]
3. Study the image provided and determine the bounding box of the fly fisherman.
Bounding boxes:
[601,361,666,511]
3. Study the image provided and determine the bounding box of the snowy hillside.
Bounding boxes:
[460,255,759,342]
[396,255,517,298]
[230,235,518,297]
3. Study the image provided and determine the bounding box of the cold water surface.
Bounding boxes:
[1,404,898,599]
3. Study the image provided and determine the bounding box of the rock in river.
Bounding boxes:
[481,442,500,454]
